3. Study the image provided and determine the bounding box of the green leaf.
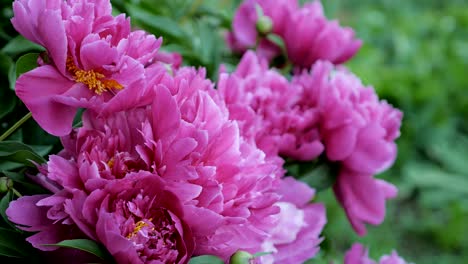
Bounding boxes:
[29,145,53,157]
[126,5,186,40]
[266,33,286,54]
[43,239,113,262]
[252,251,272,257]
[0,191,15,229]
[405,162,468,195]
[189,255,224,264]
[287,160,338,192]
[8,60,16,90]
[0,227,31,258]
[15,53,39,79]
[0,141,46,167]
[0,53,16,118]
[0,244,23,258]
[1,36,44,56]
[8,53,39,90]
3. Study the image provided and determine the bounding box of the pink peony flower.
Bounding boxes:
[261,177,326,264]
[14,66,281,261]
[293,61,402,235]
[75,173,194,264]
[344,243,411,264]
[333,169,398,236]
[298,62,403,175]
[218,51,324,161]
[283,1,362,68]
[6,194,88,251]
[6,173,194,264]
[12,0,162,136]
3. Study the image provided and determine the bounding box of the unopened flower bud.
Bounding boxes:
[230,250,254,264]
[0,177,13,193]
[256,15,273,35]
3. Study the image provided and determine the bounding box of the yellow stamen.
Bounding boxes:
[126,218,153,239]
[107,158,115,169]
[66,57,123,94]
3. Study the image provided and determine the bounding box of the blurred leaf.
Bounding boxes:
[287,160,338,192]
[1,36,44,56]
[43,239,114,262]
[0,141,46,167]
[189,255,224,264]
[125,5,186,40]
[405,162,468,195]
[7,59,16,90]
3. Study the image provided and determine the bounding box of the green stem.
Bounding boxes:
[12,188,22,198]
[0,112,32,141]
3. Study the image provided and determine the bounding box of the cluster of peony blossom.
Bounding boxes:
[6,0,408,263]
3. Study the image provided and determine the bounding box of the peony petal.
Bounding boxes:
[6,195,50,232]
[15,65,77,136]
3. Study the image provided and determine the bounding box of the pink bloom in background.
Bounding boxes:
[333,169,398,236]
[283,1,362,68]
[261,177,326,264]
[12,0,162,136]
[293,61,403,175]
[218,51,324,161]
[226,0,298,60]
[227,0,298,49]
[228,0,360,67]
[293,61,402,235]
[344,243,411,264]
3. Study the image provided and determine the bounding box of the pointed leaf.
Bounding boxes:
[0,141,46,167]
[189,255,224,264]
[43,239,113,262]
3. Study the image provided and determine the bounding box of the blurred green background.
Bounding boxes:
[0,0,467,263]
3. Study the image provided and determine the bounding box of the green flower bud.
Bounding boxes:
[230,250,254,264]
[0,177,13,193]
[256,15,273,35]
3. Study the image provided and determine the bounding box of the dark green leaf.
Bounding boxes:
[0,244,23,258]
[188,255,224,264]
[0,53,16,118]
[1,36,44,56]
[0,227,31,258]
[8,60,16,90]
[29,145,53,157]
[0,141,46,167]
[0,191,15,229]
[287,160,338,192]
[43,239,113,262]
[15,53,39,79]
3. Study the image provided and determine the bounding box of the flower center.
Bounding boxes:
[126,218,153,239]
[66,57,123,94]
